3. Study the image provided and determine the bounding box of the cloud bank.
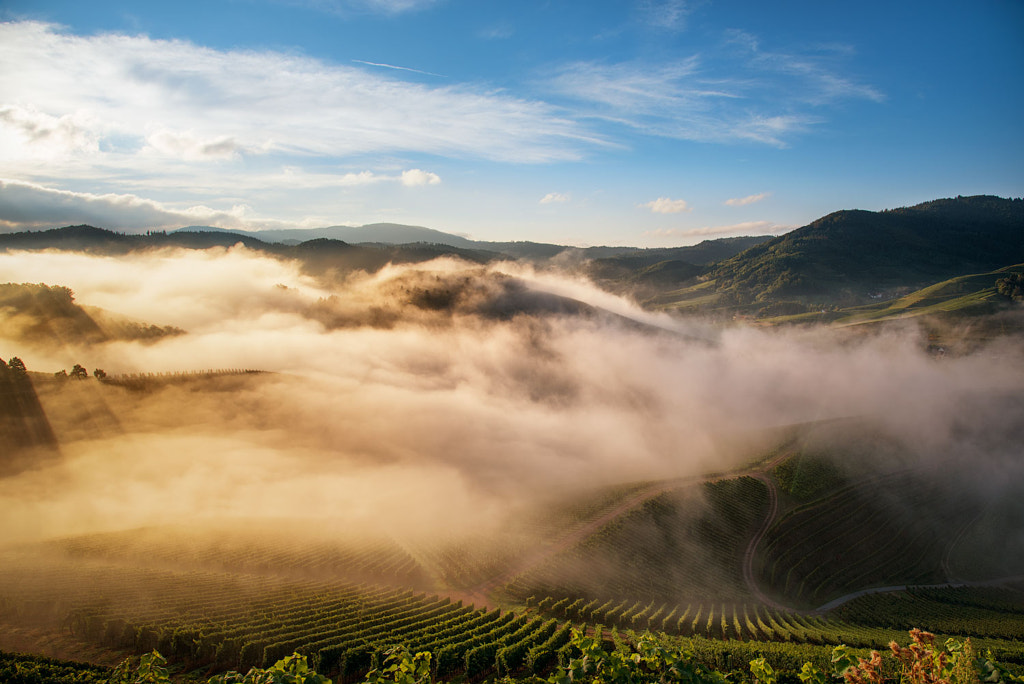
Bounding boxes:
[1,248,1021,548]
[0,179,253,232]
[0,177,443,232]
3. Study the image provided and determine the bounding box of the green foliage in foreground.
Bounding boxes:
[107,650,329,684]
[96,628,1024,684]
[0,650,110,684]
[364,629,1023,684]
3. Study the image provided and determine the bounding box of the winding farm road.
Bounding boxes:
[463,448,801,608]
[454,447,1019,618]
[471,476,704,602]
[810,575,1024,615]
[941,507,988,583]
[741,473,788,611]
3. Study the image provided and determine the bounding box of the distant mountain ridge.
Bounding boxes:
[4,195,1021,322]
[647,195,1024,313]
[5,221,770,265]
[178,223,479,249]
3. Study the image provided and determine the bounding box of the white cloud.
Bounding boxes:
[641,197,691,214]
[724,192,771,207]
[338,171,381,186]
[0,20,595,179]
[401,169,441,186]
[144,129,246,161]
[0,104,100,160]
[0,173,446,231]
[0,178,258,231]
[540,192,569,204]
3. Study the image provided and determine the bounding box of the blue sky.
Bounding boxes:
[0,0,1021,246]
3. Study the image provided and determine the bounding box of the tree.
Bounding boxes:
[70,364,88,379]
[996,273,1024,301]
[93,368,107,380]
[8,357,27,373]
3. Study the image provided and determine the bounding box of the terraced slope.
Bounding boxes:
[47,527,434,590]
[0,554,564,679]
[757,472,984,608]
[504,477,769,604]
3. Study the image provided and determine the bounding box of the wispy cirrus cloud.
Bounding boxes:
[636,0,693,31]
[724,192,771,207]
[543,30,881,147]
[545,58,814,146]
[351,59,446,78]
[478,24,514,40]
[282,0,441,16]
[724,30,885,105]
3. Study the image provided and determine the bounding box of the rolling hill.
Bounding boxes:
[3,197,1024,329]
[646,196,1024,314]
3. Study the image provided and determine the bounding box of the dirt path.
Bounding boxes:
[741,473,789,610]
[941,507,988,583]
[466,448,798,607]
[810,575,1024,615]
[451,448,1014,619]
[735,448,800,611]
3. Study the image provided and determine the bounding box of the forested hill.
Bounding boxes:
[705,195,1024,302]
[0,226,502,278]
[3,196,1021,312]
[0,224,768,284]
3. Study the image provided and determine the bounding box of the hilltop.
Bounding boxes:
[645,196,1024,314]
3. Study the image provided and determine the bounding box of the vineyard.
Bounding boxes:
[504,477,769,604]
[3,545,1023,682]
[757,471,986,608]
[0,554,576,679]
[2,375,1024,682]
[46,527,435,590]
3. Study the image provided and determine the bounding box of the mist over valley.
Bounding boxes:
[2,198,1024,681]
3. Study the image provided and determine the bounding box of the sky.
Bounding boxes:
[0,0,1021,246]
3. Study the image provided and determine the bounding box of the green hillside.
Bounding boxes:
[831,263,1024,325]
[644,196,1024,316]
[0,282,183,349]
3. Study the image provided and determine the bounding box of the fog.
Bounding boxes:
[1,246,1023,555]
